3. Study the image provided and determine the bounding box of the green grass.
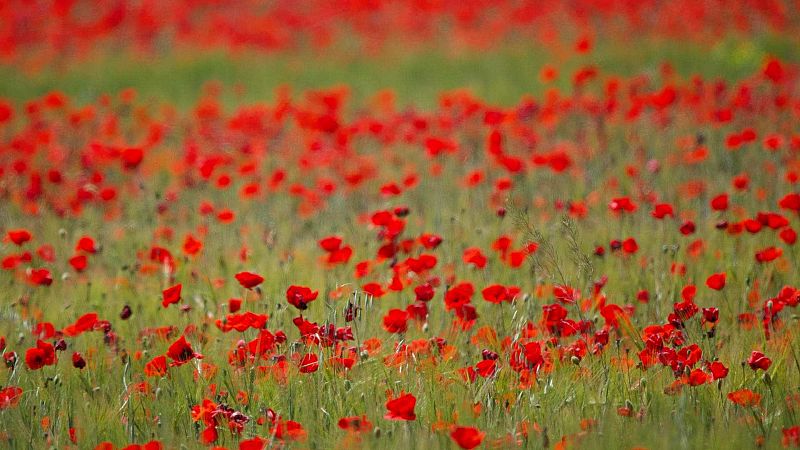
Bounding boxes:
[0,34,796,110]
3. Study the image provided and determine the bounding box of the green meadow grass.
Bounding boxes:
[0,34,796,109]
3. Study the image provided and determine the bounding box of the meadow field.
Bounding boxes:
[1,1,800,449]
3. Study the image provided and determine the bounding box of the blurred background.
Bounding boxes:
[1,0,798,109]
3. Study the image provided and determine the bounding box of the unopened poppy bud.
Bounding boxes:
[482,349,499,360]
[54,339,67,351]
[393,206,410,217]
[625,399,633,410]
[72,352,86,369]
[4,351,17,368]
[58,229,67,239]
[373,427,381,438]
[120,305,132,320]
[763,372,771,386]
[571,356,581,365]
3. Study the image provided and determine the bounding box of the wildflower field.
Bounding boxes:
[2,1,800,449]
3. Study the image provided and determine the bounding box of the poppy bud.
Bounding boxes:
[54,339,67,351]
[496,207,506,217]
[59,228,67,239]
[345,304,354,322]
[120,305,132,320]
[393,206,410,217]
[482,349,499,360]
[571,356,581,365]
[72,352,86,369]
[4,351,17,368]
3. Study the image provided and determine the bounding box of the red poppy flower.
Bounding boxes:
[384,393,416,421]
[25,339,56,370]
[75,236,98,254]
[215,312,269,332]
[286,285,319,310]
[710,193,729,211]
[687,368,709,386]
[0,386,22,409]
[622,238,638,253]
[462,247,487,269]
[362,282,385,298]
[706,273,726,290]
[183,234,203,255]
[162,284,182,308]
[319,236,343,252]
[414,283,435,301]
[651,203,674,219]
[337,415,373,432]
[6,229,32,246]
[327,246,353,264]
[475,359,497,377]
[62,313,99,337]
[450,426,485,450]
[239,437,265,450]
[27,268,53,286]
[608,197,637,213]
[755,247,782,263]
[783,426,800,448]
[554,285,579,304]
[481,284,521,304]
[382,309,409,334]
[727,389,761,407]
[679,220,696,235]
[69,255,88,272]
[747,351,771,371]
[708,361,728,379]
[166,336,203,367]
[144,355,168,377]
[298,353,319,373]
[701,307,720,324]
[121,147,144,169]
[235,271,264,289]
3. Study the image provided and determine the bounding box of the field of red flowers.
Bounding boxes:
[2,1,800,449]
